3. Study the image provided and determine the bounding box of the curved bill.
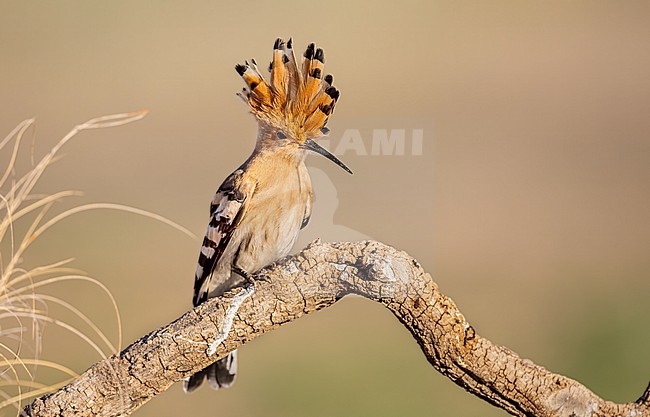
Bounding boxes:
[302,139,353,174]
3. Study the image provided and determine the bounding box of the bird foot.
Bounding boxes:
[256,273,271,284]
[232,267,270,289]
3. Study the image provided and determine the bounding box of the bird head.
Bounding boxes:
[235,38,352,174]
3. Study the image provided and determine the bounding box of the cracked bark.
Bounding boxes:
[23,241,650,417]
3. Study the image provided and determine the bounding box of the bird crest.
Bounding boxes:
[235,38,339,142]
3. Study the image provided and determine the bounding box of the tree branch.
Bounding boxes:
[23,241,649,417]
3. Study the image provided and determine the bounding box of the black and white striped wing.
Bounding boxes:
[192,170,250,307]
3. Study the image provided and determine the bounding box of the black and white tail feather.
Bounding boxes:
[184,351,238,392]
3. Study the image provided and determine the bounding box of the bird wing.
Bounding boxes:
[192,169,253,306]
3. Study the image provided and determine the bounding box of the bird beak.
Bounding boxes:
[302,139,353,174]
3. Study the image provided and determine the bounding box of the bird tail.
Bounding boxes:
[235,37,340,141]
[183,350,238,393]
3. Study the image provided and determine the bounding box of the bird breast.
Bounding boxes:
[233,162,311,273]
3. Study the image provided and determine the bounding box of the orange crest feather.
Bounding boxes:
[235,38,340,142]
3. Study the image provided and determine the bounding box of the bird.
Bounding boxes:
[183,37,352,393]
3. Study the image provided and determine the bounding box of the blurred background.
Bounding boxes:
[2,1,649,416]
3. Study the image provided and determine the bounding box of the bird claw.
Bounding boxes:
[242,274,270,291]
[243,278,256,290]
[256,273,271,284]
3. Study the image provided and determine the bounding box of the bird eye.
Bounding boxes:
[276,131,287,139]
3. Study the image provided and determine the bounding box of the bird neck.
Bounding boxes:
[247,148,307,176]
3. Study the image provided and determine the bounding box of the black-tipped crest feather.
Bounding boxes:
[236,38,340,140]
[314,48,324,63]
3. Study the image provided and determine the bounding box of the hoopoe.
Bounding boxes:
[183,38,351,393]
